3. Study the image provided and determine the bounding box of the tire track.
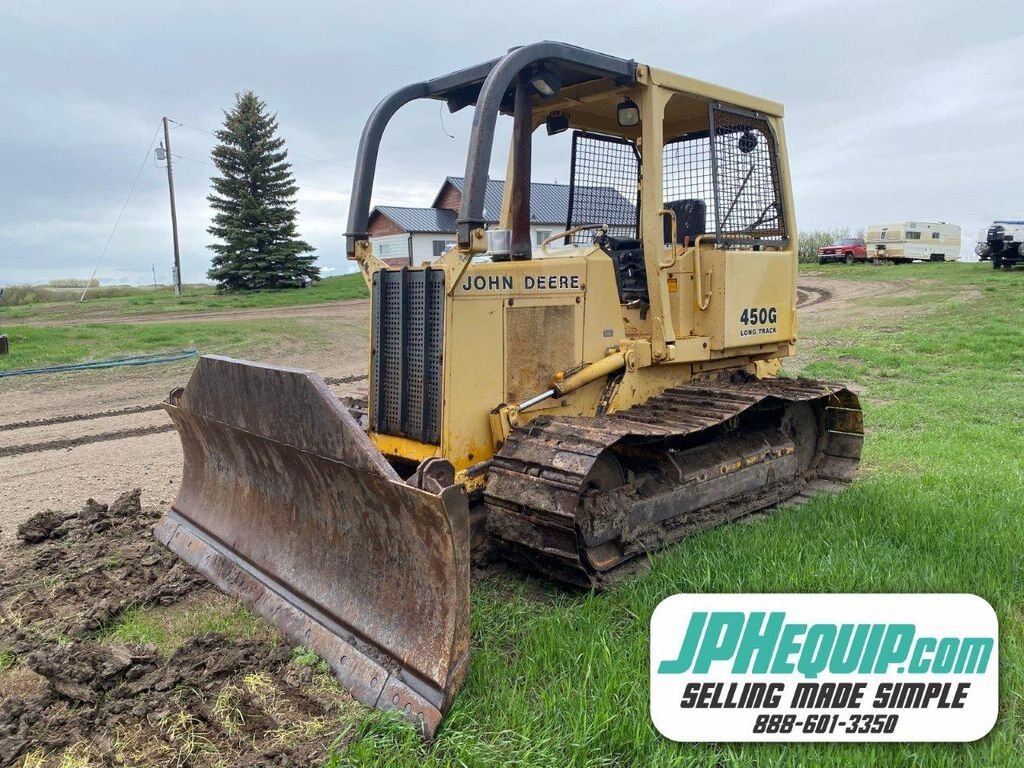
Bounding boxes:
[0,403,164,433]
[322,373,367,387]
[0,424,177,458]
[797,286,832,309]
[1,373,370,457]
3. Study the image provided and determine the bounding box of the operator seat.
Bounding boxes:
[603,198,707,306]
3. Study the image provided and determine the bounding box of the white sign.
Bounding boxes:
[650,594,998,742]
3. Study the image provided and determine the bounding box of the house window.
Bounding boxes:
[880,230,887,240]
[906,231,921,240]
[931,231,941,239]
[535,230,553,246]
[432,240,449,257]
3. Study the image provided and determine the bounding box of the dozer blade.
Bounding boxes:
[155,355,470,737]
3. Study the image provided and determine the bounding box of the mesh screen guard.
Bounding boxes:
[566,104,788,248]
[705,103,787,244]
[565,132,641,245]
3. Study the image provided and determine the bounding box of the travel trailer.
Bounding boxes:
[864,221,960,262]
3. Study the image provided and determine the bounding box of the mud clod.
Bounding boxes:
[109,488,142,517]
[78,498,109,523]
[15,511,67,544]
[27,642,155,703]
[0,491,361,767]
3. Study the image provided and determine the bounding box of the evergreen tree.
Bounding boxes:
[207,91,319,290]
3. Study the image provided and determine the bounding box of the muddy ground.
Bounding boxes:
[0,303,370,540]
[0,490,362,767]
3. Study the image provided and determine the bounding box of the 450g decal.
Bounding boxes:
[740,306,778,326]
[738,305,778,338]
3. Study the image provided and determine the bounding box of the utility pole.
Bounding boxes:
[161,117,182,296]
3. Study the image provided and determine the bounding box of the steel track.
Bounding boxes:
[484,374,863,587]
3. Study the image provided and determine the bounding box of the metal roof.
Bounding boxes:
[442,177,574,225]
[371,177,635,234]
[370,206,459,234]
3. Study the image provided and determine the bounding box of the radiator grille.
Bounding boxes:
[371,268,445,444]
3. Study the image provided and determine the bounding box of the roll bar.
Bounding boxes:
[344,41,635,256]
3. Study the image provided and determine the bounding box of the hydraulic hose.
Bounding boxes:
[0,348,198,378]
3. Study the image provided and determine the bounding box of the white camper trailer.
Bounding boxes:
[864,221,961,263]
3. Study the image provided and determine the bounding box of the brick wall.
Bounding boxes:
[368,213,405,236]
[434,182,462,212]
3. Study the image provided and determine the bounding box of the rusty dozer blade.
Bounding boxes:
[155,355,470,737]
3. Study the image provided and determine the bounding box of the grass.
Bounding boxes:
[0,273,367,373]
[799,258,1018,286]
[0,273,367,320]
[101,598,276,655]
[0,316,339,372]
[325,262,1024,766]
[293,646,332,675]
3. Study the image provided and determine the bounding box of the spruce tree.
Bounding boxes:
[207,91,319,290]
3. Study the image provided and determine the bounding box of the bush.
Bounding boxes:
[47,278,99,288]
[0,283,168,306]
[798,227,863,263]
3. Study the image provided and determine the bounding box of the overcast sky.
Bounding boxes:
[2,0,1022,286]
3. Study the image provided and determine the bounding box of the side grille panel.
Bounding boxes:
[371,268,445,444]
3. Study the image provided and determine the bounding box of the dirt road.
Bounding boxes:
[26,299,370,327]
[0,274,913,539]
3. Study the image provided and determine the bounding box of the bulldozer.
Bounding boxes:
[155,42,863,737]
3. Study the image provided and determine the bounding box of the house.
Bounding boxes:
[367,176,579,266]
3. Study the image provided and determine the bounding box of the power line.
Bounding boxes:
[166,118,442,185]
[81,122,163,301]
[171,152,349,196]
[168,119,356,170]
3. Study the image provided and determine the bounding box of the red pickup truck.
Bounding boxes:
[818,237,866,264]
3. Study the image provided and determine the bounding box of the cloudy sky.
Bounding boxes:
[2,0,1022,286]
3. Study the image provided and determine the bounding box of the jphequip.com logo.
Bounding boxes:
[650,594,997,742]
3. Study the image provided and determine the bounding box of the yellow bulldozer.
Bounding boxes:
[156,42,862,736]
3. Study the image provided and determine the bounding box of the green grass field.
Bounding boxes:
[0,318,327,373]
[0,273,367,321]
[0,273,368,372]
[330,263,1023,767]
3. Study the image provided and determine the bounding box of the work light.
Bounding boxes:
[529,69,561,98]
[617,98,639,127]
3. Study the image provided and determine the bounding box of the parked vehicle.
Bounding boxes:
[975,220,1024,269]
[864,221,960,263]
[818,237,866,264]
